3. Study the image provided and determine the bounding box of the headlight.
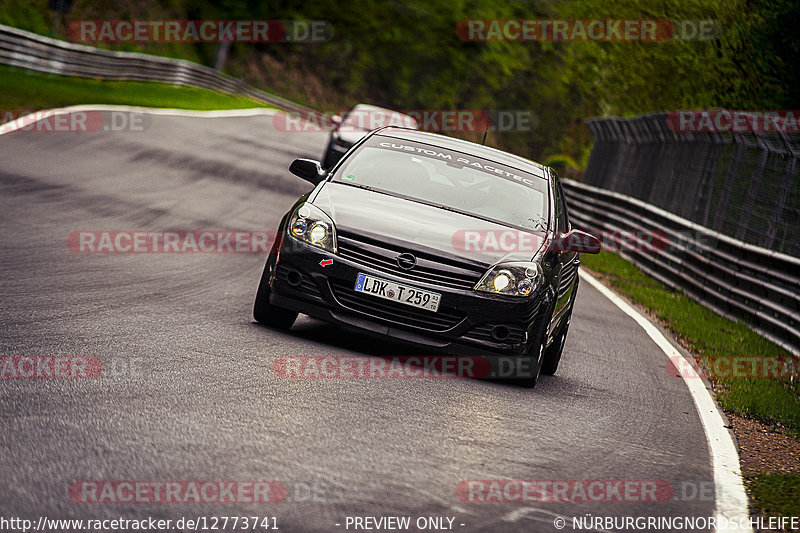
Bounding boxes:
[475,263,542,297]
[287,203,337,253]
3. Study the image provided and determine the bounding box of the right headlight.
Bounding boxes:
[475,262,542,297]
[287,203,337,253]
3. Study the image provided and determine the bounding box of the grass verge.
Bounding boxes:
[746,473,800,519]
[0,65,272,112]
[580,251,800,517]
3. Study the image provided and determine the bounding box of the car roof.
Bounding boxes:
[343,105,419,131]
[372,127,548,178]
[350,103,406,114]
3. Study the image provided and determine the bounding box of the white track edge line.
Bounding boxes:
[579,269,752,533]
[0,104,279,136]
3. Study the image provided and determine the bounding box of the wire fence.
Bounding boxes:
[574,112,800,356]
[583,112,800,257]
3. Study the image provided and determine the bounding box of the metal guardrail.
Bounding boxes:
[563,178,800,357]
[583,112,800,258]
[0,24,311,113]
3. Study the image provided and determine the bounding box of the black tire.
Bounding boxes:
[541,307,572,376]
[253,254,298,330]
[512,304,552,388]
[513,340,545,389]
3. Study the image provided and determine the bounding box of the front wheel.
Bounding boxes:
[541,308,572,375]
[253,254,298,330]
[513,339,545,389]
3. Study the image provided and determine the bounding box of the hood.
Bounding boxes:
[312,182,546,266]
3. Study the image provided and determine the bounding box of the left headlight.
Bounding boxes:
[287,202,337,253]
[475,262,543,297]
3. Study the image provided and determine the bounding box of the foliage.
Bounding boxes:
[2,0,797,165]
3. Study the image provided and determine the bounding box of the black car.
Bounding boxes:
[255,127,600,387]
[321,104,419,169]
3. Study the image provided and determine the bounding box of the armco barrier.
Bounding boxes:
[0,24,311,113]
[563,179,800,357]
[583,112,800,257]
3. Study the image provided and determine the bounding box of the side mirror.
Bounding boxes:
[289,158,327,185]
[330,114,342,127]
[549,229,602,254]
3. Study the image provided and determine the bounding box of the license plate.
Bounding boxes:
[354,273,441,312]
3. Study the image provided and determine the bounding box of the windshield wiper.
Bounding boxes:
[432,203,488,220]
[340,181,373,191]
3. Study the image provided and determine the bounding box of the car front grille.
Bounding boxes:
[336,231,486,290]
[329,279,466,331]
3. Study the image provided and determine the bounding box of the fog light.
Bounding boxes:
[491,325,510,341]
[291,219,307,237]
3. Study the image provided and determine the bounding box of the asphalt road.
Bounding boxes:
[0,109,717,532]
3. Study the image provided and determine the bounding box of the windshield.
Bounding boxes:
[332,136,549,232]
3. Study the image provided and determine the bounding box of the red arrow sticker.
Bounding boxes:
[319,259,333,267]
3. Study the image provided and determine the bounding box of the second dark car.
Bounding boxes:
[321,104,419,169]
[255,127,600,387]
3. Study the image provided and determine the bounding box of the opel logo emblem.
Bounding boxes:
[396,253,417,270]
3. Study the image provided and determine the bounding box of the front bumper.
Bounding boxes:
[269,237,548,357]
